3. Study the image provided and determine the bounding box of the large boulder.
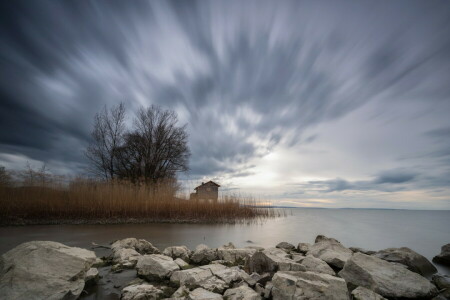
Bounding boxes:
[163,246,192,262]
[223,285,261,300]
[307,235,353,269]
[188,287,223,300]
[246,247,305,274]
[271,271,349,300]
[298,254,335,275]
[351,286,387,300]
[121,283,164,300]
[297,243,311,254]
[373,247,437,276]
[136,254,180,280]
[0,241,96,300]
[191,244,219,265]
[338,252,438,299]
[433,243,450,266]
[217,247,256,265]
[111,238,160,255]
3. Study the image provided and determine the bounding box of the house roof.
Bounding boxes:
[194,180,220,190]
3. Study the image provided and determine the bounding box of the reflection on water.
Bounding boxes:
[1,208,449,274]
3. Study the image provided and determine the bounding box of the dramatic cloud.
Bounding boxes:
[1,0,450,209]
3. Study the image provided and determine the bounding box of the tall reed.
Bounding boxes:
[0,177,282,225]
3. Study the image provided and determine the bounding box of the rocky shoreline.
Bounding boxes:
[1,236,449,300]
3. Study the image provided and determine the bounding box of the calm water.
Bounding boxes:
[1,208,449,275]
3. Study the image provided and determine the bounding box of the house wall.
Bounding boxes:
[196,184,218,201]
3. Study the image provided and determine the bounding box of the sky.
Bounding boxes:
[1,0,450,210]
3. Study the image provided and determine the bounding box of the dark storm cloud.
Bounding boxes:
[0,0,450,187]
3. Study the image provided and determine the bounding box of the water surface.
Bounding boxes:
[1,208,449,274]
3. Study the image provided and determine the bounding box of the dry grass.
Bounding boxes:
[0,178,282,225]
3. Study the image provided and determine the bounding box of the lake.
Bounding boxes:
[1,208,449,275]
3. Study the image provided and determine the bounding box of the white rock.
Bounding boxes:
[111,238,160,255]
[223,285,261,300]
[163,246,192,262]
[299,254,335,275]
[271,271,349,300]
[121,283,164,300]
[188,288,222,300]
[175,258,189,268]
[246,248,305,273]
[136,254,180,280]
[307,235,353,269]
[0,241,96,300]
[351,286,387,300]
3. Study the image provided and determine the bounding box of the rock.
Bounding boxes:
[163,246,192,262]
[136,254,180,280]
[172,285,190,298]
[223,285,261,300]
[254,283,265,296]
[111,238,160,255]
[191,245,219,265]
[271,271,349,300]
[171,264,228,293]
[307,235,353,269]
[246,247,305,274]
[217,248,256,265]
[432,289,450,300]
[188,288,222,300]
[297,243,311,254]
[432,274,450,290]
[338,252,438,299]
[85,267,99,286]
[351,286,387,300]
[290,253,305,263]
[264,281,273,298]
[373,247,437,276]
[222,242,236,249]
[275,242,296,252]
[175,258,190,269]
[433,244,450,266]
[299,254,335,275]
[349,247,376,255]
[121,283,164,300]
[0,241,96,300]
[113,247,141,266]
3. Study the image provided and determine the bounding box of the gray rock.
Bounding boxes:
[0,241,96,300]
[254,283,265,296]
[188,288,222,300]
[246,247,305,274]
[351,286,387,300]
[307,235,353,269]
[163,246,192,262]
[338,252,438,299]
[433,244,450,266]
[171,264,228,293]
[113,247,141,266]
[271,271,349,300]
[373,247,437,276]
[111,238,160,255]
[432,289,450,300]
[136,254,180,280]
[191,245,219,265]
[175,258,190,269]
[290,253,305,263]
[297,243,311,254]
[217,248,256,265]
[85,267,99,286]
[264,282,273,299]
[121,283,164,300]
[172,285,190,298]
[275,242,296,252]
[432,273,450,290]
[349,247,376,255]
[299,254,335,275]
[223,285,261,300]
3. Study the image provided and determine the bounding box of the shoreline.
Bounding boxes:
[1,235,449,299]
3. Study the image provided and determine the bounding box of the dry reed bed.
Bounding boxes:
[0,180,282,225]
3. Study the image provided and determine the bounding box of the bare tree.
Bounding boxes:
[115,105,190,184]
[85,103,126,179]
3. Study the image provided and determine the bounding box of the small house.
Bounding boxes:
[190,180,220,202]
